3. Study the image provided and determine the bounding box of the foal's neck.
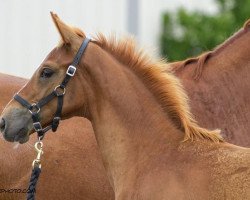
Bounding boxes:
[78,43,183,189]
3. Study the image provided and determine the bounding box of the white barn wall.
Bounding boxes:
[0,0,127,78]
[138,0,169,58]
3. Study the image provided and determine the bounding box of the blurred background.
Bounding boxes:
[0,0,249,78]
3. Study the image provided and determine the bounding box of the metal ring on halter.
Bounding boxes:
[29,104,41,114]
[54,85,66,96]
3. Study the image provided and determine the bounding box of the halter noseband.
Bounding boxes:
[14,38,90,140]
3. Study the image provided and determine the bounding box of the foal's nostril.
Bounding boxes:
[0,118,6,131]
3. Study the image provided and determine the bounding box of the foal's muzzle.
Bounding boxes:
[0,109,31,143]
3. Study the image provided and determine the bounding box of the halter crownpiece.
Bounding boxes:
[14,37,91,140]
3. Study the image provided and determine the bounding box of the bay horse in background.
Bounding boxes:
[0,73,113,199]
[1,13,249,199]
[172,19,250,147]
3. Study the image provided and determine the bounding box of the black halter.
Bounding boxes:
[14,38,90,140]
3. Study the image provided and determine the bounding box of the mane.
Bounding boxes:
[92,33,223,142]
[172,19,250,80]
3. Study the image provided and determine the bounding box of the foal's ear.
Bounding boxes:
[50,12,85,45]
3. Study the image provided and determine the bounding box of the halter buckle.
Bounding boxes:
[33,122,42,132]
[66,65,76,77]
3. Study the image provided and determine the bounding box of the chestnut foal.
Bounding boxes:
[1,13,249,199]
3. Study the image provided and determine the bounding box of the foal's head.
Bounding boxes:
[0,13,88,143]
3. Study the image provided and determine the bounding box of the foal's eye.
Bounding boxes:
[40,68,54,78]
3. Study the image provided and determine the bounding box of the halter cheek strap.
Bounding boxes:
[14,37,91,140]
